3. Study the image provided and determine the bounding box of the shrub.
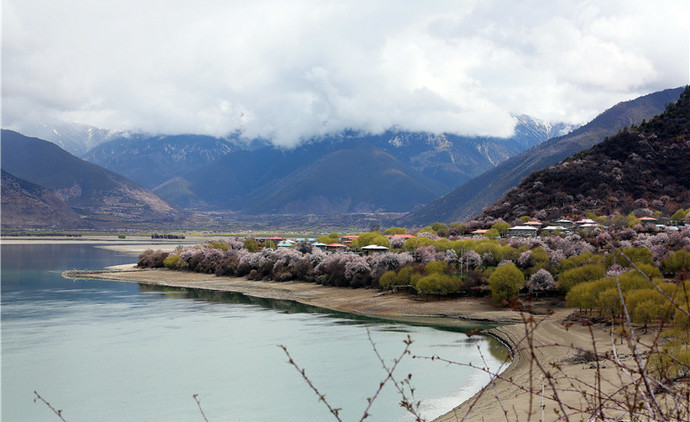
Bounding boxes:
[163,252,184,269]
[138,249,169,268]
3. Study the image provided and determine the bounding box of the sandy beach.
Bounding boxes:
[62,263,653,421]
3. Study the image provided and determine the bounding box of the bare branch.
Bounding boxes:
[193,394,210,422]
[279,345,344,421]
[33,391,69,422]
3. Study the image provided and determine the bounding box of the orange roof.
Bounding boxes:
[326,243,347,247]
[341,235,359,239]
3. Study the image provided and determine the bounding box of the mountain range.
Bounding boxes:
[478,86,690,222]
[400,87,685,226]
[2,87,684,230]
[81,116,573,213]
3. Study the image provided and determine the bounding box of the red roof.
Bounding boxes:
[341,235,359,239]
[326,243,347,247]
[268,236,284,240]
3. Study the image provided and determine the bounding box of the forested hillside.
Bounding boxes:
[480,86,690,222]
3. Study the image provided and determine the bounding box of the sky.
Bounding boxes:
[2,0,689,147]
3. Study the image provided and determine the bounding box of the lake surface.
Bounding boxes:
[1,243,506,421]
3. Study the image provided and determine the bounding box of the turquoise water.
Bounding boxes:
[1,244,506,421]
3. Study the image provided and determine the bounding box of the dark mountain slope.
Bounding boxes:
[242,143,446,213]
[1,170,87,229]
[1,130,181,225]
[164,140,343,209]
[400,87,685,225]
[480,86,690,222]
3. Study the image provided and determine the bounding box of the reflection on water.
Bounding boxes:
[2,244,508,422]
[141,284,500,333]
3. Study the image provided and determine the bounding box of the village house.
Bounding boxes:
[361,245,389,256]
[312,242,327,251]
[554,219,575,229]
[326,243,348,253]
[507,226,538,238]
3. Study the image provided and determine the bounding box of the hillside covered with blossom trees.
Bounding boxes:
[480,86,690,223]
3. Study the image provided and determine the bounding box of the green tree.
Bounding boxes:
[163,252,184,269]
[403,237,435,251]
[663,249,690,275]
[316,233,340,244]
[671,208,688,223]
[566,282,597,314]
[528,247,550,270]
[558,264,606,293]
[415,273,462,296]
[596,288,621,318]
[384,227,407,235]
[488,263,525,305]
[625,289,668,333]
[353,232,390,248]
[424,261,447,274]
[491,221,511,237]
[378,270,397,289]
[244,238,259,252]
[431,222,448,233]
[606,247,654,268]
[485,228,500,239]
[559,252,605,271]
[207,240,230,251]
[395,266,414,287]
[625,213,640,228]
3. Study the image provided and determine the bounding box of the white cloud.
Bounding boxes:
[2,0,688,147]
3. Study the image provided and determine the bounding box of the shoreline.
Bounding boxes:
[62,266,614,421]
[12,237,654,420]
[63,266,524,329]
